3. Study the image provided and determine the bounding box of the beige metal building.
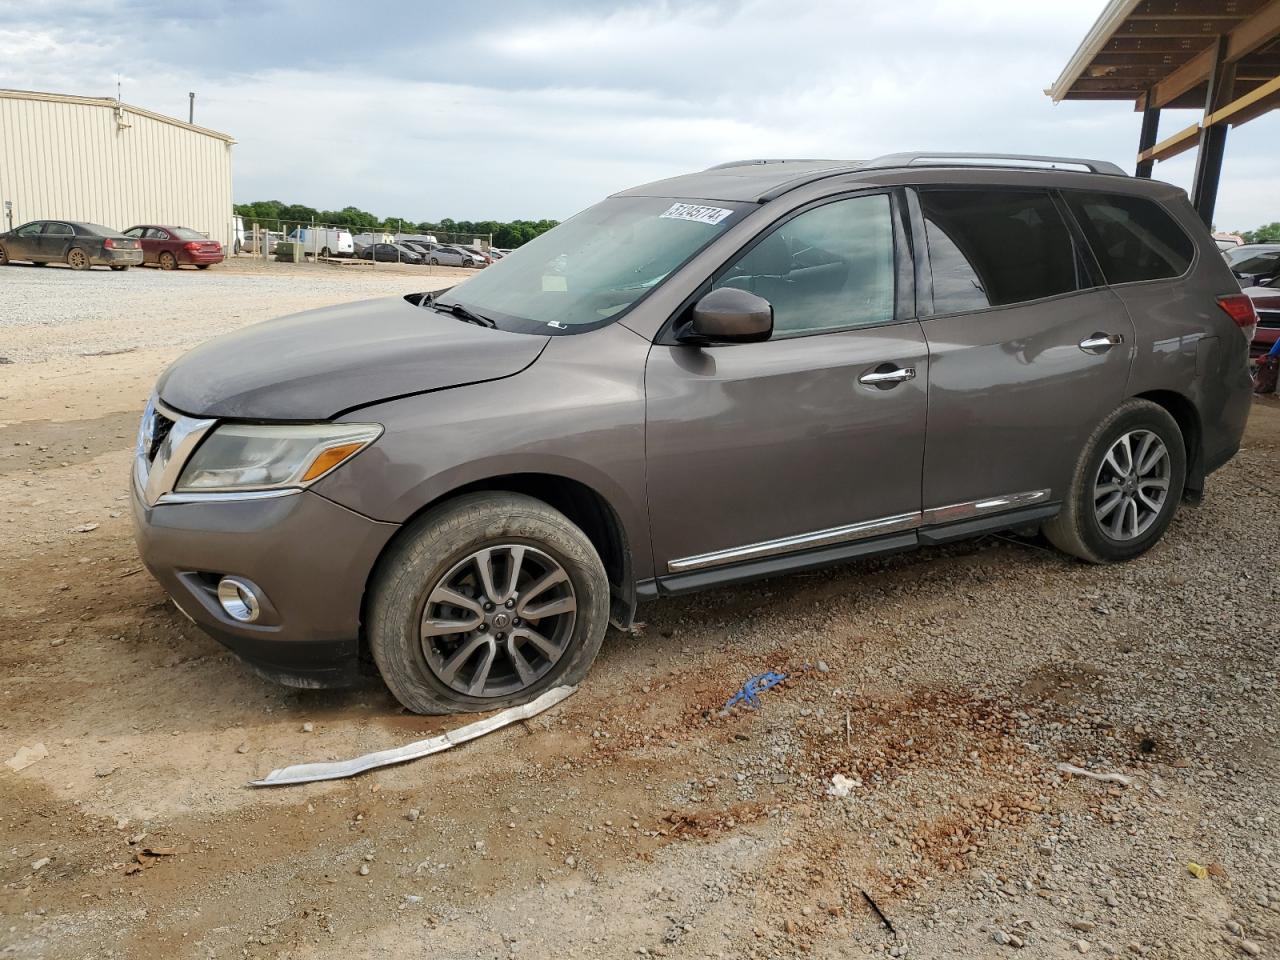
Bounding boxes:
[0,88,235,245]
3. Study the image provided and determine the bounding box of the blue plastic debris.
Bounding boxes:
[722,671,787,712]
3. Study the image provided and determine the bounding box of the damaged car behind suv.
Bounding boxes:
[132,153,1255,714]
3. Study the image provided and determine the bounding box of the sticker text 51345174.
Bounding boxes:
[659,203,735,226]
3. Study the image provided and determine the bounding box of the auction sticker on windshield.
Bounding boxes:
[659,203,735,226]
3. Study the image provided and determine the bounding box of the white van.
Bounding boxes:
[287,227,355,258]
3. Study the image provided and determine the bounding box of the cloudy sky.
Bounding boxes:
[3,0,1277,229]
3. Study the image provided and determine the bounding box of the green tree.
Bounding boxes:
[1241,222,1280,244]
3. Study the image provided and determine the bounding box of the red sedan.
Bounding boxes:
[1246,286,1279,360]
[122,225,224,270]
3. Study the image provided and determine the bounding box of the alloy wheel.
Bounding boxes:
[68,249,88,270]
[1093,429,1170,541]
[419,544,577,698]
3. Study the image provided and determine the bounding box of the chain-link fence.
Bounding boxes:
[231,215,495,269]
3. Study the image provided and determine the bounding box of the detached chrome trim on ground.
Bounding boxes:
[249,684,578,786]
[667,489,1052,574]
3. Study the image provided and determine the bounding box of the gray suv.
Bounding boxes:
[131,153,1256,714]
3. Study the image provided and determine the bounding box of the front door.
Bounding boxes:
[8,221,44,260]
[912,186,1135,518]
[645,191,928,582]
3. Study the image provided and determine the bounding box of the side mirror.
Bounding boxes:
[681,287,773,344]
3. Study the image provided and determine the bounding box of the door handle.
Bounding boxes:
[858,365,916,386]
[1079,332,1124,353]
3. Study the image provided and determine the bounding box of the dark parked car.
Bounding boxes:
[1224,243,1280,288]
[132,153,1254,714]
[356,242,424,264]
[122,225,224,270]
[0,220,143,270]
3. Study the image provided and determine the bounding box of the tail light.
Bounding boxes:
[103,237,115,249]
[1217,294,1258,341]
[184,241,202,252]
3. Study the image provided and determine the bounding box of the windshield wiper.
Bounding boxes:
[437,302,497,328]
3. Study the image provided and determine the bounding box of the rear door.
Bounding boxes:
[645,190,928,582]
[911,186,1135,525]
[39,221,76,261]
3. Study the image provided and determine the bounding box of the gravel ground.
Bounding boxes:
[0,265,1277,960]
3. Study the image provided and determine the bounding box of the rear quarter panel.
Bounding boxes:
[1117,194,1252,475]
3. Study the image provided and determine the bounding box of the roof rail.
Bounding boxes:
[705,158,836,171]
[863,152,1127,177]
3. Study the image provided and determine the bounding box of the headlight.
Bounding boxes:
[174,423,382,493]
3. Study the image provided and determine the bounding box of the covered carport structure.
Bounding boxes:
[1048,0,1280,227]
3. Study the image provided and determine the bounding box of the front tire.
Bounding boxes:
[158,251,177,271]
[1044,399,1185,563]
[368,492,610,714]
[429,257,439,265]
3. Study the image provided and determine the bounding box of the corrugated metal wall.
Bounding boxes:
[0,93,234,246]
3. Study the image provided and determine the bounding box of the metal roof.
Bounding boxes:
[0,88,236,143]
[1047,0,1280,110]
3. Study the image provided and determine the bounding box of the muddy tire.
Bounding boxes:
[368,492,610,714]
[0,244,8,266]
[67,247,90,271]
[158,251,177,271]
[1044,399,1185,564]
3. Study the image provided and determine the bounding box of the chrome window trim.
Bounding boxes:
[666,488,1052,574]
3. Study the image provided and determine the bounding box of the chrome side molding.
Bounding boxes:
[666,488,1052,573]
[921,488,1050,526]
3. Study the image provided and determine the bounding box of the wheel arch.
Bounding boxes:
[359,472,637,667]
[1131,388,1203,500]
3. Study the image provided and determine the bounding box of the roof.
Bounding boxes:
[613,154,1136,203]
[0,88,236,143]
[1048,0,1280,109]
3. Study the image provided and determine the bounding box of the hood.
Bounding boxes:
[157,295,549,420]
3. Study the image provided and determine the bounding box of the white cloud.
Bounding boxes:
[0,0,1275,229]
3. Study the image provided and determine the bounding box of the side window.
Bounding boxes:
[44,222,74,237]
[714,194,895,336]
[1065,193,1193,284]
[16,222,43,237]
[920,190,1081,314]
[123,228,144,238]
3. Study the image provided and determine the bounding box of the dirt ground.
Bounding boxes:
[1,262,1278,959]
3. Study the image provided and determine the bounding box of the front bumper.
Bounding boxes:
[131,484,399,687]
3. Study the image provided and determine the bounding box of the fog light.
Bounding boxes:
[217,577,261,623]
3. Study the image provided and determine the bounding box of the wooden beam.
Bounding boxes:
[1203,72,1280,125]
[1114,19,1255,35]
[1139,0,1280,107]
[1091,51,1199,64]
[1137,121,1201,163]
[1148,43,1219,107]
[1105,36,1211,51]
[1132,0,1263,15]
[1226,0,1280,58]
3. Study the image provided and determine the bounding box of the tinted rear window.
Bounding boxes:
[920,189,1082,314]
[1064,193,1193,284]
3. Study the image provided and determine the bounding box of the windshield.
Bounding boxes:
[1231,250,1280,274]
[435,196,747,333]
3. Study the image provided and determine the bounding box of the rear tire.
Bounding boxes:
[1044,399,1185,563]
[67,248,90,271]
[196,264,211,270]
[158,251,177,271]
[110,265,129,271]
[368,492,610,715]
[429,257,439,265]
[0,244,8,266]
